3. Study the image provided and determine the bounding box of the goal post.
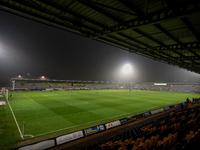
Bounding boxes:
[0,87,5,95]
[0,88,8,100]
[5,89,8,100]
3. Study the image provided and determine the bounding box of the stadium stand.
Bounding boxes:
[75,105,200,150]
[47,102,200,150]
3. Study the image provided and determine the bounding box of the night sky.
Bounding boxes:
[0,10,200,83]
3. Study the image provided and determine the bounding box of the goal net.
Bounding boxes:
[0,87,5,95]
[0,87,8,100]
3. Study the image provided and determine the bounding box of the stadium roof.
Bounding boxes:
[1,0,200,74]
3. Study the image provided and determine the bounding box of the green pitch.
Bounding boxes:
[1,90,199,149]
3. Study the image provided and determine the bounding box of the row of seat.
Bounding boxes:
[80,105,200,150]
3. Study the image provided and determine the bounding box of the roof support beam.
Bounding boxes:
[118,0,145,18]
[38,0,107,29]
[132,29,194,64]
[77,0,137,16]
[154,24,181,44]
[133,29,164,46]
[154,24,198,56]
[106,35,144,50]
[181,17,200,42]
[152,42,200,51]
[29,0,87,36]
[176,56,200,61]
[90,0,200,38]
[117,33,151,48]
[76,0,123,23]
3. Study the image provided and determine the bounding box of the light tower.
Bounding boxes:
[122,64,132,90]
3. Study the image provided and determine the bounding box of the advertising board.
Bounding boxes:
[0,101,6,105]
[142,112,151,118]
[56,130,84,145]
[163,106,170,111]
[120,118,128,125]
[84,124,105,136]
[105,120,121,129]
[127,116,136,123]
[151,109,161,115]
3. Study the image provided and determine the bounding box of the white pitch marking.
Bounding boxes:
[9,100,33,102]
[20,94,33,101]
[6,95,23,139]
[13,102,89,111]
[23,101,180,139]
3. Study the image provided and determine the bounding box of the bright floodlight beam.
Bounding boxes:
[123,64,132,74]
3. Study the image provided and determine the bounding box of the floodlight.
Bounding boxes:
[123,64,132,74]
[41,76,45,79]
[18,75,21,78]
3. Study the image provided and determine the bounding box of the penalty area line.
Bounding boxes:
[25,101,179,139]
[6,98,24,139]
[20,94,33,101]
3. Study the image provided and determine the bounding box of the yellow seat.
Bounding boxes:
[134,139,140,147]
[168,135,174,148]
[149,138,155,149]
[140,137,145,143]
[122,146,127,150]
[190,131,194,137]
[163,139,169,150]
[173,132,178,143]
[132,146,137,150]
[163,137,168,142]
[136,145,143,150]
[142,141,149,150]
[127,138,132,144]
[186,134,191,141]
[155,134,160,144]
[157,140,163,146]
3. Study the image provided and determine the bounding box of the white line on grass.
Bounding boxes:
[20,94,33,101]
[6,96,24,139]
[24,101,180,139]
[13,102,88,111]
[9,100,33,102]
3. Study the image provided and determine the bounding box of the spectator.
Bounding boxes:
[170,110,175,117]
[189,102,193,107]
[186,98,189,103]
[180,103,184,111]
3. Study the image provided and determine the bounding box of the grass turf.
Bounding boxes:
[0,90,199,149]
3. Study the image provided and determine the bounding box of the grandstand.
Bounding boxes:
[74,105,200,150]
[11,78,119,91]
[12,78,200,93]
